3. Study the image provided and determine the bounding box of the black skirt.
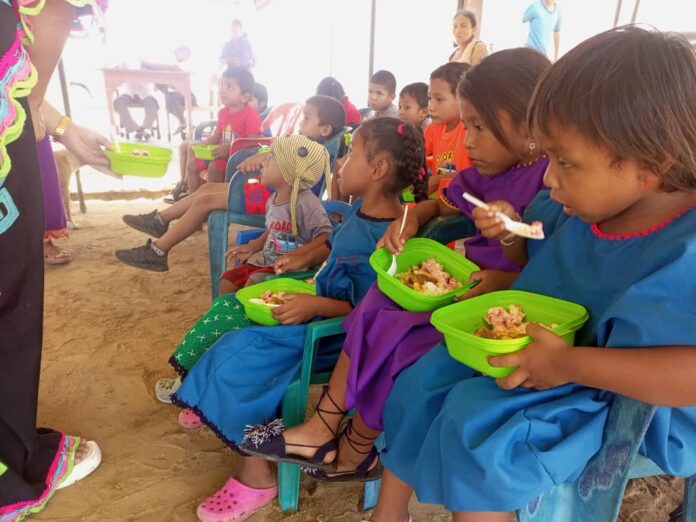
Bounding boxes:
[0,3,63,505]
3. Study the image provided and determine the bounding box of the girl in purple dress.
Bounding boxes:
[244,48,551,481]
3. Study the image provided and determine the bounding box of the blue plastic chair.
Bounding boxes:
[517,397,696,522]
[208,132,346,299]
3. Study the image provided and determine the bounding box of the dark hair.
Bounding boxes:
[370,70,397,94]
[358,117,428,201]
[453,9,477,28]
[458,48,550,151]
[529,27,696,191]
[232,19,242,28]
[400,82,429,109]
[316,76,346,102]
[222,66,255,94]
[305,95,346,138]
[252,83,268,110]
[431,62,470,95]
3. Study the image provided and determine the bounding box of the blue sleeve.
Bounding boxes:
[522,190,570,259]
[523,3,537,22]
[598,247,696,348]
[554,8,562,31]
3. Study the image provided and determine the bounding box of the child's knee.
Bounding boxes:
[219,279,238,294]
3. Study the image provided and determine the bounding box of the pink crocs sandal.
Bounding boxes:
[197,476,278,522]
[178,408,204,429]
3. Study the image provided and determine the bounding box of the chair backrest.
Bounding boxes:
[359,107,373,121]
[309,128,348,198]
[261,102,303,137]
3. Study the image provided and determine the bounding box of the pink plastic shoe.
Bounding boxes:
[178,408,204,429]
[196,476,278,522]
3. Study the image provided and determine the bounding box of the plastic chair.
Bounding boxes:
[517,397,696,522]
[359,107,374,121]
[208,132,346,299]
[261,102,303,137]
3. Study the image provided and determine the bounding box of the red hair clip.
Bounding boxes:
[396,123,405,135]
[418,167,426,180]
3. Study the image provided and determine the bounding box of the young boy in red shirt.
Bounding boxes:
[179,66,261,196]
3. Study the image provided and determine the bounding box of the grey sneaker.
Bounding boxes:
[155,376,181,404]
[123,210,168,238]
[115,239,168,272]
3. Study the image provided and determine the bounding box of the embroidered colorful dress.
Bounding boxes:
[381,190,696,512]
[0,1,105,519]
[342,157,548,431]
[174,203,392,450]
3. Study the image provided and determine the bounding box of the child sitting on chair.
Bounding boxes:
[398,82,430,130]
[219,138,333,295]
[176,66,262,199]
[367,70,399,119]
[237,95,346,173]
[114,96,345,273]
[425,61,472,195]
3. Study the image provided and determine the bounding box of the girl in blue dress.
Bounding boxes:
[370,28,696,522]
[173,117,427,522]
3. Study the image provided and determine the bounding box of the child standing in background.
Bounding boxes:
[317,76,362,126]
[368,70,399,119]
[398,82,430,130]
[425,62,471,194]
[373,28,696,522]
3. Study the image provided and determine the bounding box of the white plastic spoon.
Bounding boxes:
[387,205,409,276]
[463,192,544,240]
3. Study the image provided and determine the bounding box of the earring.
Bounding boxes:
[528,141,536,156]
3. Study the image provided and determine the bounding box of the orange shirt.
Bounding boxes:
[423,122,471,174]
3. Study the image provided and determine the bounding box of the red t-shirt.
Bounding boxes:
[343,97,362,126]
[424,121,471,173]
[215,104,262,139]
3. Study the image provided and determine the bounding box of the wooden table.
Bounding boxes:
[102,67,194,140]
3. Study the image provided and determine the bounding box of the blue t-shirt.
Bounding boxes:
[523,0,562,58]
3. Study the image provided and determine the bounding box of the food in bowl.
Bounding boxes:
[131,149,151,157]
[397,258,462,296]
[474,305,556,340]
[249,291,287,307]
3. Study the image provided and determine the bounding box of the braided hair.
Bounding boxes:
[358,117,428,202]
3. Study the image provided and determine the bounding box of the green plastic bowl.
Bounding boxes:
[236,278,316,326]
[192,144,217,161]
[431,290,589,378]
[369,238,480,312]
[105,143,173,178]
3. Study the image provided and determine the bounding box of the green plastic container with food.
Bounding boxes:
[431,290,589,378]
[236,278,316,326]
[369,238,480,313]
[105,143,173,177]
[192,144,217,161]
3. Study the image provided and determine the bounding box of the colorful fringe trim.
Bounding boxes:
[0,434,79,522]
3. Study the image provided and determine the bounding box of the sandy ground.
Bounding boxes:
[35,199,683,522]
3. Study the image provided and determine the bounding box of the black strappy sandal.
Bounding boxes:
[303,419,383,483]
[240,385,347,472]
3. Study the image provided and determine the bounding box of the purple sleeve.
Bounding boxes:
[440,166,480,218]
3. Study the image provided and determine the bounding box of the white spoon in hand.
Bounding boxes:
[463,192,544,240]
[387,205,409,276]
